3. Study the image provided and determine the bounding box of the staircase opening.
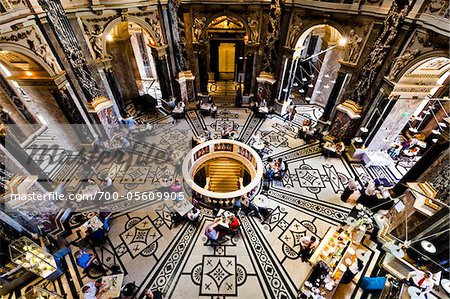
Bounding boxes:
[193,157,250,193]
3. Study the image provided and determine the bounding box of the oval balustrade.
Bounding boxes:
[182,139,264,208]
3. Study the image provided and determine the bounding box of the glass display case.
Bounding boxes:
[20,286,63,299]
[9,237,57,279]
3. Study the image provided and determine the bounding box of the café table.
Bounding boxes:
[253,194,268,208]
[172,200,194,217]
[323,141,336,153]
[215,209,233,228]
[81,216,103,237]
[81,184,101,197]
[252,141,265,151]
[101,273,124,299]
[408,286,427,299]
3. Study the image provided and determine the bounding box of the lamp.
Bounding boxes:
[299,89,305,93]
[308,83,313,88]
[420,240,437,254]
[338,37,348,47]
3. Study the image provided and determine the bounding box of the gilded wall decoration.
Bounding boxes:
[0,26,61,75]
[426,0,449,15]
[130,10,165,46]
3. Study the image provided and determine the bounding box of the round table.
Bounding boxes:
[253,194,268,208]
[160,180,172,188]
[408,286,426,299]
[252,141,265,150]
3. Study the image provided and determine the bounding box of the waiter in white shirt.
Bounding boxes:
[408,270,435,297]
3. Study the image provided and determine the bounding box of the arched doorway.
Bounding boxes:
[103,21,163,112]
[283,24,346,118]
[204,15,249,99]
[0,48,80,148]
[357,56,450,175]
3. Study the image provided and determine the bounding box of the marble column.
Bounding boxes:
[320,71,347,122]
[39,0,119,140]
[392,122,450,196]
[256,72,276,104]
[366,97,422,151]
[1,135,54,191]
[177,71,196,103]
[309,47,345,107]
[151,46,174,101]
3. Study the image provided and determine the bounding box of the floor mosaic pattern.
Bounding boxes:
[7,105,397,299]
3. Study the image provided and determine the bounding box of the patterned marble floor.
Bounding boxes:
[7,105,391,299]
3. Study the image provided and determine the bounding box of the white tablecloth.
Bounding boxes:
[362,151,394,167]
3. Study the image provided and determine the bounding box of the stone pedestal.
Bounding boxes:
[329,100,361,140]
[177,70,195,103]
[256,72,276,103]
[86,96,120,139]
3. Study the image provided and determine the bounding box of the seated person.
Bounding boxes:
[228,214,240,231]
[264,165,275,181]
[221,127,230,139]
[406,271,435,298]
[170,180,183,193]
[75,249,96,269]
[335,141,345,155]
[145,289,164,299]
[211,104,218,118]
[98,209,112,232]
[82,279,108,299]
[100,176,114,192]
[187,207,200,222]
[207,95,213,104]
[299,235,319,262]
[204,219,226,241]
[196,99,202,110]
[86,227,106,245]
[251,131,261,144]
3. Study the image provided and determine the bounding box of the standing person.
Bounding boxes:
[284,102,294,122]
[341,178,358,202]
[406,271,435,298]
[299,235,319,262]
[145,289,164,299]
[288,105,297,127]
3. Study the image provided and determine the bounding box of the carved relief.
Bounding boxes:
[193,15,206,43]
[0,27,61,75]
[426,0,449,16]
[388,49,421,80]
[130,10,165,46]
[348,1,411,106]
[84,24,105,59]
[287,23,303,49]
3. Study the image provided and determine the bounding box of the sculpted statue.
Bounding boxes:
[346,29,363,63]
[88,24,104,59]
[193,16,206,43]
[388,49,420,80]
[247,17,259,43]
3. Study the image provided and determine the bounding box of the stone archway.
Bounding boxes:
[284,24,346,110]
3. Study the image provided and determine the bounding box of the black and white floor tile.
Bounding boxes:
[8,105,402,299]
